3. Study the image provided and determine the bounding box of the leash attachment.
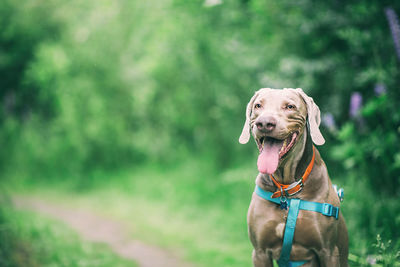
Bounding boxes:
[280,194,288,210]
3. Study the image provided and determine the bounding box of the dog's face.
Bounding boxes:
[251,89,307,154]
[239,88,325,174]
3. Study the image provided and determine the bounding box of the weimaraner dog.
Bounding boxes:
[239,88,348,266]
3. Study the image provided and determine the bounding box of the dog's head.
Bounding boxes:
[239,88,325,174]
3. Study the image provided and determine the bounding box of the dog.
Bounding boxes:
[239,88,348,266]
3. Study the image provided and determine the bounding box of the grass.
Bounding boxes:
[4,157,400,266]
[7,159,256,267]
[0,196,136,267]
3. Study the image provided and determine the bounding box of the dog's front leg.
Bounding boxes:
[252,249,273,267]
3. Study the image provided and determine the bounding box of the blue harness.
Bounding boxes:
[254,185,341,267]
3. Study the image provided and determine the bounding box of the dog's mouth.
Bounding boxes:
[256,132,298,174]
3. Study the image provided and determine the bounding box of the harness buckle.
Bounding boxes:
[321,203,339,219]
[322,203,333,217]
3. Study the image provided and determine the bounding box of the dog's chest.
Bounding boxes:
[248,195,324,251]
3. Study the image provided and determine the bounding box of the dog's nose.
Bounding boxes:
[255,116,277,132]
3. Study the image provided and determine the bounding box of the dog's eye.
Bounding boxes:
[286,104,296,110]
[254,103,262,109]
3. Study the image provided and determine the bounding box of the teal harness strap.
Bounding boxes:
[254,185,340,267]
[278,199,300,266]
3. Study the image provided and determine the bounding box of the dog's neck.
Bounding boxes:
[272,128,314,184]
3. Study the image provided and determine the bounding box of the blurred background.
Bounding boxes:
[1,0,399,266]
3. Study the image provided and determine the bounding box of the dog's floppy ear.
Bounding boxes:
[295,88,325,146]
[239,90,260,144]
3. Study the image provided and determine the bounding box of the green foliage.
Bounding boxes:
[0,0,63,122]
[373,234,400,266]
[330,93,400,246]
[332,94,400,193]
[1,0,399,176]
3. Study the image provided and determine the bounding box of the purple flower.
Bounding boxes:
[322,113,336,131]
[374,83,387,96]
[350,92,363,118]
[385,7,400,61]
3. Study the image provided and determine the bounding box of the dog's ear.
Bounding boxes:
[239,90,260,144]
[295,88,325,146]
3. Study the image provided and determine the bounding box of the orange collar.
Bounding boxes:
[270,146,316,198]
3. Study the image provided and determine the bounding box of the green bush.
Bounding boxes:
[332,94,400,193]
[1,0,399,177]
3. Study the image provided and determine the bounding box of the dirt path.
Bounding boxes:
[13,196,194,267]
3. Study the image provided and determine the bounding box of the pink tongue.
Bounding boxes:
[257,140,283,174]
